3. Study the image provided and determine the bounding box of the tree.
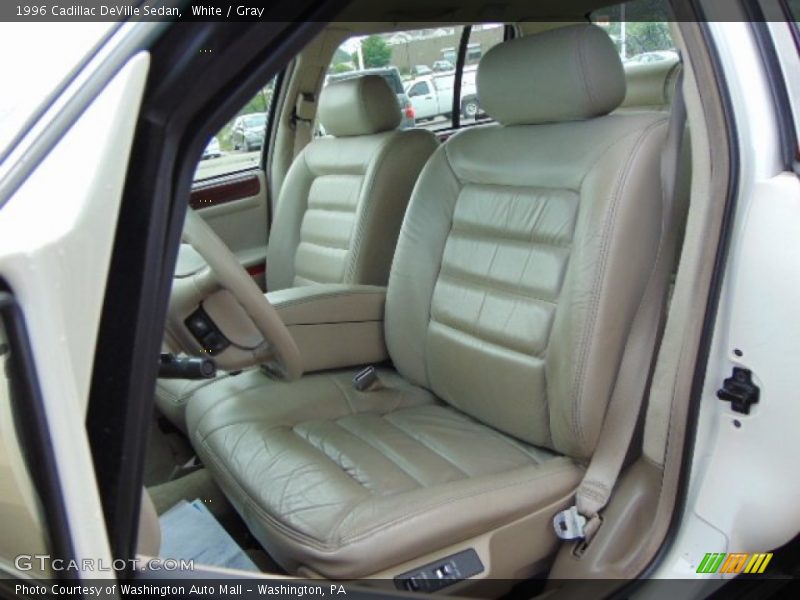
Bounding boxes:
[361,35,391,68]
[332,47,352,65]
[331,62,354,74]
[625,22,673,55]
[238,87,272,115]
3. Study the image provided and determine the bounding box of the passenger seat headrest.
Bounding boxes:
[478,24,626,126]
[318,75,401,137]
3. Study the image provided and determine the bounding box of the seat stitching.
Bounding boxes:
[449,225,574,249]
[297,238,351,252]
[191,374,352,441]
[455,181,581,194]
[438,268,558,306]
[280,150,315,288]
[345,132,399,283]
[576,25,599,110]
[295,168,362,283]
[429,318,548,360]
[382,414,472,478]
[305,205,360,215]
[292,423,383,495]
[336,418,426,488]
[570,118,669,451]
[422,144,463,389]
[441,415,551,466]
[288,423,379,537]
[200,430,578,550]
[404,406,550,466]
[336,461,579,544]
[198,436,363,549]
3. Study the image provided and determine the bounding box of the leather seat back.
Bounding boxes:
[266,75,438,290]
[385,25,670,459]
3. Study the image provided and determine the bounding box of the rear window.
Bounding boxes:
[591,2,676,64]
[325,25,506,133]
[328,69,404,94]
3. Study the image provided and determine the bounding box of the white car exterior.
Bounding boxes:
[405,69,479,120]
[650,19,800,579]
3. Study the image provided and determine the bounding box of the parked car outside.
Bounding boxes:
[201,136,221,160]
[625,50,679,64]
[410,64,433,76]
[405,68,480,121]
[432,59,454,72]
[230,112,266,151]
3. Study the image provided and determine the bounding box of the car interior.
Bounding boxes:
[131,0,714,594]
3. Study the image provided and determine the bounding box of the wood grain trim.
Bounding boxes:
[246,263,266,277]
[190,173,261,210]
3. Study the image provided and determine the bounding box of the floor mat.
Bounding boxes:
[159,499,258,572]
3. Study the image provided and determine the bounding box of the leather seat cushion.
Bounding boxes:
[186,368,583,577]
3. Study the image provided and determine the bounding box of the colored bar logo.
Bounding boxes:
[696,552,773,574]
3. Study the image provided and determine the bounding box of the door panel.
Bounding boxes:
[191,169,269,287]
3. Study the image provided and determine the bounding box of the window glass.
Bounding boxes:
[408,82,430,96]
[325,25,510,132]
[591,3,676,64]
[326,27,469,131]
[193,76,277,182]
[458,24,504,123]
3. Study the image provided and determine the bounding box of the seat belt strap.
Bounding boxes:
[554,70,687,543]
[292,92,316,158]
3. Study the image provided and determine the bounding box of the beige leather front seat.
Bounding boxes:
[156,75,437,428]
[187,25,670,580]
[266,74,438,291]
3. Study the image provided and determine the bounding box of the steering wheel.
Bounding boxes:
[166,209,302,381]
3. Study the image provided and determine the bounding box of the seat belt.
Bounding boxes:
[291,92,316,158]
[554,70,687,544]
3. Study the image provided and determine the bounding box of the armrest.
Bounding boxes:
[267,284,387,373]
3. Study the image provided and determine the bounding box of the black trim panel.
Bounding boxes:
[0,288,75,582]
[747,4,798,168]
[85,3,349,573]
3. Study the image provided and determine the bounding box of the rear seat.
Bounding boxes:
[618,59,682,112]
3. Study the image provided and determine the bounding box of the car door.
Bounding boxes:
[189,76,280,288]
[407,80,438,119]
[0,28,149,579]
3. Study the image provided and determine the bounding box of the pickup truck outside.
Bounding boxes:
[405,67,480,121]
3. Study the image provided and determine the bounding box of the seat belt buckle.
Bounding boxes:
[553,506,587,540]
[353,366,380,392]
